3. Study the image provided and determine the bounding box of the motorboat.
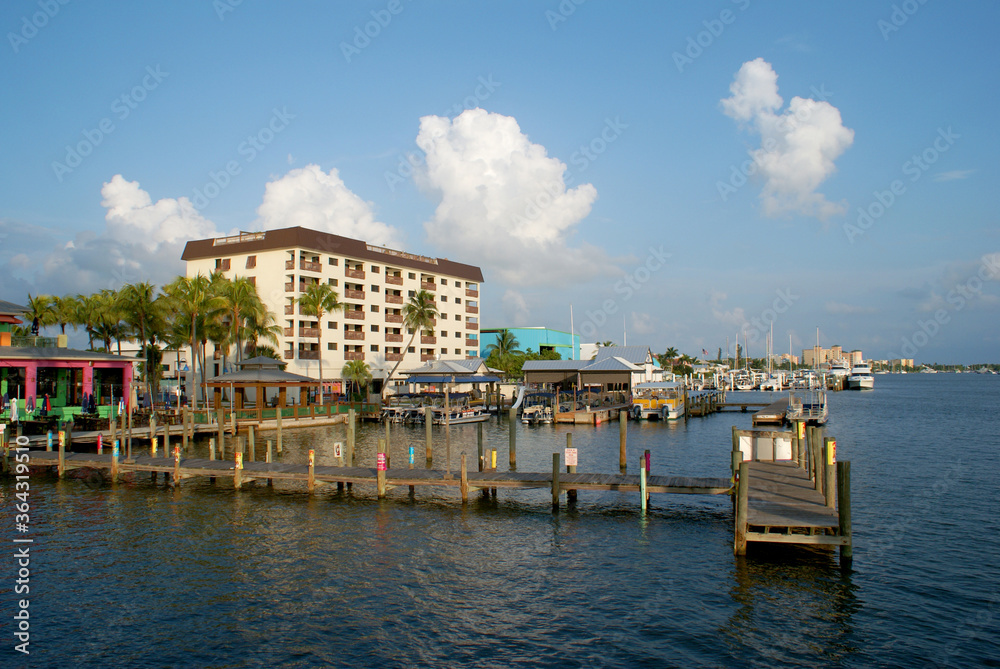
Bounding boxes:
[828,359,851,378]
[521,393,555,425]
[631,382,685,420]
[847,361,875,390]
[786,389,829,425]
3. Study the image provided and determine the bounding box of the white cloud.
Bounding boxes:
[630,311,655,335]
[414,108,613,286]
[501,289,530,325]
[256,164,401,247]
[101,175,220,251]
[722,58,854,220]
[934,169,974,182]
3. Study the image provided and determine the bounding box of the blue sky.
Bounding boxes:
[1,1,998,363]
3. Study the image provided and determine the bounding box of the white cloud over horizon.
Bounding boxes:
[414,108,614,286]
[721,57,854,220]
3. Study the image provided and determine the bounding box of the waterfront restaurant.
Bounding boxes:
[204,355,319,415]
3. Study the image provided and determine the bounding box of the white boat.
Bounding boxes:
[631,382,685,420]
[847,361,875,390]
[521,393,555,425]
[430,404,491,424]
[732,371,754,391]
[829,359,851,378]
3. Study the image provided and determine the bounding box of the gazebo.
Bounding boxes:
[205,356,318,415]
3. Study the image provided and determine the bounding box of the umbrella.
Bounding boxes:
[89,394,97,414]
[26,396,35,413]
[44,395,51,412]
[11,398,18,423]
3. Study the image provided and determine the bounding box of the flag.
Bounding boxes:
[702,349,708,356]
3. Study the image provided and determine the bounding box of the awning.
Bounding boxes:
[405,375,501,384]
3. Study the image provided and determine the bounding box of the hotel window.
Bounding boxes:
[408,290,415,297]
[328,342,338,350]
[440,277,447,284]
[455,315,461,321]
[455,297,461,304]
[328,278,338,287]
[328,321,338,329]
[370,325,379,332]
[454,349,461,355]
[371,265,379,273]
[408,272,416,279]
[370,304,379,312]
[371,285,379,292]
[248,277,256,286]
[246,255,256,269]
[441,331,448,337]
[370,345,379,352]
[408,346,415,353]
[328,258,339,266]
[455,332,461,338]
[440,295,447,302]
[215,258,231,271]
[440,348,447,354]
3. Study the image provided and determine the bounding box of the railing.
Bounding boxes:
[284,305,294,315]
[466,289,478,297]
[344,351,365,361]
[300,327,320,337]
[344,290,365,300]
[345,311,365,320]
[421,354,435,362]
[385,333,403,343]
[345,268,365,280]
[283,350,294,359]
[466,305,478,314]
[385,294,403,304]
[420,281,436,291]
[386,353,403,361]
[384,314,402,323]
[465,339,478,347]
[300,260,321,272]
[283,327,294,337]
[344,331,365,340]
[285,260,294,270]
[298,350,320,360]
[11,336,57,347]
[421,336,436,344]
[385,275,403,285]
[465,322,478,330]
[284,282,294,292]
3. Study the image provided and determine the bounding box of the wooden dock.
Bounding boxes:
[751,397,789,426]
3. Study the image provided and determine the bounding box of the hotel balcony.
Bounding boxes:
[420,354,435,362]
[385,353,404,362]
[385,275,403,285]
[465,305,478,314]
[283,350,294,360]
[299,350,320,360]
[421,335,436,345]
[344,331,365,341]
[385,333,403,343]
[466,288,478,298]
[283,327,294,337]
[345,268,365,280]
[385,294,403,304]
[465,339,478,347]
[299,260,321,272]
[285,260,294,270]
[344,289,365,300]
[344,351,365,361]
[284,305,294,315]
[465,322,478,330]
[384,314,403,323]
[300,327,320,338]
[345,311,365,321]
[420,281,436,291]
[284,282,294,292]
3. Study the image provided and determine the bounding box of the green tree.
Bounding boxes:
[219,276,274,363]
[118,281,165,398]
[485,329,523,375]
[383,290,437,399]
[163,273,224,406]
[295,283,343,404]
[342,359,372,405]
[24,293,55,335]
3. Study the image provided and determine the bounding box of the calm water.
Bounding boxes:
[2,375,998,667]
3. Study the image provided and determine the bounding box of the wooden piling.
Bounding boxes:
[110,440,119,481]
[618,409,627,472]
[234,452,243,489]
[126,403,133,461]
[425,407,433,465]
[97,433,103,455]
[266,439,273,487]
[164,420,170,453]
[734,461,749,555]
[460,453,468,503]
[824,437,836,509]
[477,422,484,472]
[151,436,158,457]
[216,407,225,455]
[566,433,577,504]
[172,446,180,487]
[276,405,283,452]
[308,449,315,493]
[248,424,255,462]
[58,430,65,478]
[347,408,356,466]
[508,416,516,469]
[551,452,560,509]
[639,454,647,513]
[182,407,189,449]
[837,460,853,565]
[209,437,216,461]
[376,438,387,498]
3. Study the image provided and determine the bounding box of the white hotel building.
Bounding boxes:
[181,226,483,394]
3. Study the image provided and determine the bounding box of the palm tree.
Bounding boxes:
[220,276,269,363]
[25,294,55,336]
[382,290,437,399]
[51,295,78,336]
[163,273,224,407]
[342,359,372,406]
[73,293,104,349]
[294,283,343,405]
[118,281,164,398]
[486,328,523,375]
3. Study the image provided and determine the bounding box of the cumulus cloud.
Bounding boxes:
[256,164,400,247]
[414,108,612,285]
[630,311,656,335]
[721,57,854,219]
[101,175,220,251]
[501,289,530,325]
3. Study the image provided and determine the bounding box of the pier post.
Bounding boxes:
[347,408,356,467]
[182,407,189,450]
[126,403,133,461]
[734,461,749,555]
[444,385,452,478]
[248,424,255,462]
[164,420,170,454]
[460,452,468,503]
[377,439,387,498]
[508,416,517,469]
[216,407,225,456]
[385,417,391,465]
[425,408,433,466]
[58,430,65,478]
[230,411,236,439]
[234,451,243,489]
[209,437,216,461]
[618,409,627,472]
[276,405,283,452]
[151,436,158,458]
[111,440,119,481]
[266,439,273,487]
[566,433,577,504]
[150,414,157,453]
[551,452,561,510]
[639,454,647,513]
[308,449,315,493]
[109,412,116,450]
[823,437,836,509]
[477,422,484,472]
[173,446,180,487]
[97,433,103,455]
[837,460,853,566]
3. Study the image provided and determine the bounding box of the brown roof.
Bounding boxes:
[181,226,484,282]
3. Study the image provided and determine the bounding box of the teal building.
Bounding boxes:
[479,327,580,360]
